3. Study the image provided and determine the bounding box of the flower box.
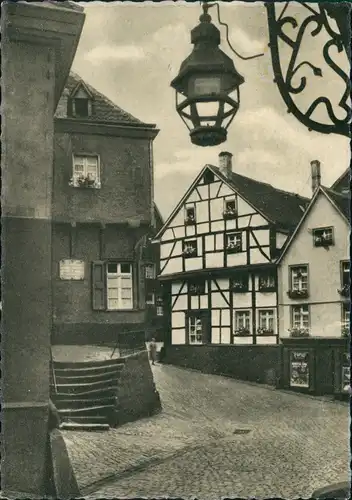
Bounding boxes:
[259,285,276,293]
[287,289,309,299]
[185,216,196,226]
[288,328,310,338]
[223,209,237,220]
[338,285,350,299]
[69,175,100,189]
[257,328,274,335]
[314,236,333,247]
[234,328,251,337]
[183,246,197,257]
[226,243,242,254]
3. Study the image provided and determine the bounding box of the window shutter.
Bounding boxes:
[92,261,105,310]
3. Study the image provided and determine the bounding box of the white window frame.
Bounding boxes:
[185,204,196,224]
[290,265,308,291]
[342,303,350,329]
[189,316,203,344]
[106,263,133,311]
[156,305,164,316]
[234,309,251,333]
[226,232,242,251]
[146,292,155,305]
[313,227,334,247]
[223,198,237,216]
[257,309,275,334]
[291,305,310,329]
[341,261,350,288]
[71,154,101,188]
[145,263,156,279]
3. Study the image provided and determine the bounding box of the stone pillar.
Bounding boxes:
[1,2,84,495]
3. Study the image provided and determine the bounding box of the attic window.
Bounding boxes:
[185,206,196,225]
[73,98,89,117]
[223,199,237,219]
[203,170,214,184]
[313,227,334,247]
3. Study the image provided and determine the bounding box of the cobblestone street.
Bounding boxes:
[63,364,349,499]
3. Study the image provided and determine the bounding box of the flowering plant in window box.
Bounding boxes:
[234,327,251,336]
[183,245,196,257]
[185,214,196,225]
[287,289,309,299]
[223,207,237,219]
[341,326,350,337]
[232,281,248,293]
[69,174,100,189]
[257,327,274,335]
[288,327,310,338]
[314,233,333,247]
[338,284,350,298]
[226,241,241,253]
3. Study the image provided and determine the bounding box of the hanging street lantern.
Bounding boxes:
[170,3,245,147]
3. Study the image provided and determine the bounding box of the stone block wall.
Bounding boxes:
[113,350,161,426]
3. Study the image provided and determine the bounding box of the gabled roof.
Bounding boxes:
[330,167,350,192]
[277,186,350,263]
[154,164,310,240]
[57,72,151,126]
[211,165,309,230]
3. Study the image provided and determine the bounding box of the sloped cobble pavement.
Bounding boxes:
[63,364,349,499]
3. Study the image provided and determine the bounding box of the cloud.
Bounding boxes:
[84,45,145,65]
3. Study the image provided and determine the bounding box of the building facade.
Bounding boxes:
[154,152,309,347]
[52,73,160,344]
[278,184,350,339]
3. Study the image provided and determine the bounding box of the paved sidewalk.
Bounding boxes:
[62,363,349,498]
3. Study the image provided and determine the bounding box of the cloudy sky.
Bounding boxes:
[72,1,350,219]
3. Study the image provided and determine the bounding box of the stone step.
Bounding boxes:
[53,385,119,398]
[53,363,125,378]
[58,404,115,415]
[55,396,115,409]
[60,421,110,431]
[53,358,125,370]
[54,369,123,384]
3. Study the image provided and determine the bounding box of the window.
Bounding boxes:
[288,265,309,298]
[73,98,89,117]
[146,292,155,305]
[226,232,242,253]
[106,263,133,310]
[71,155,100,188]
[231,272,248,293]
[257,309,275,334]
[313,227,334,247]
[291,305,309,330]
[223,199,237,219]
[145,264,156,279]
[234,310,251,335]
[185,205,196,225]
[156,296,164,316]
[188,316,203,344]
[258,271,276,292]
[342,303,350,335]
[341,261,350,288]
[188,280,205,296]
[183,240,197,258]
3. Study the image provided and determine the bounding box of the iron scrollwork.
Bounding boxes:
[265,2,351,137]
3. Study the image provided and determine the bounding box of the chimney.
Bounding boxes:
[219,151,233,178]
[311,160,321,193]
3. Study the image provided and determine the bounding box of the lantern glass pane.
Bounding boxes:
[195,101,220,127]
[194,77,221,96]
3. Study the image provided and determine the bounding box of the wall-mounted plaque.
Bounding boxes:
[59,259,85,280]
[290,351,310,388]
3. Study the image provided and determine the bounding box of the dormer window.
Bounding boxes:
[73,98,89,117]
[223,199,237,219]
[313,227,334,247]
[185,205,196,225]
[68,83,93,118]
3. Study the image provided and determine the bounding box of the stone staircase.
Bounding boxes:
[51,358,125,431]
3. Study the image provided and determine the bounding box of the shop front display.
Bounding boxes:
[289,350,310,388]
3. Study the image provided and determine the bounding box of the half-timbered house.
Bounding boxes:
[154,152,309,348]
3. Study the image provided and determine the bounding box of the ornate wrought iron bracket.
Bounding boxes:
[265,2,351,137]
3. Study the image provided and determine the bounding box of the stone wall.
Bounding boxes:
[113,350,162,426]
[163,345,280,385]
